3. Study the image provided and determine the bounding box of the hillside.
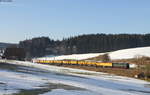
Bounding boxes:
[109,46,150,60]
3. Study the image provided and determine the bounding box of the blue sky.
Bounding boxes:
[0,0,150,43]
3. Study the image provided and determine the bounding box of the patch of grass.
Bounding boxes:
[72,72,96,75]
[13,83,85,95]
[13,89,51,95]
[62,65,140,77]
[61,64,150,82]
[87,55,106,61]
[144,64,150,79]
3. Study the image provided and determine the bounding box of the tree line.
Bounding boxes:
[18,34,150,59]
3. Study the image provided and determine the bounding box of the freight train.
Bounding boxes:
[33,59,130,69]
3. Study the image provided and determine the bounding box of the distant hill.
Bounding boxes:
[19,34,150,58]
[0,42,17,49]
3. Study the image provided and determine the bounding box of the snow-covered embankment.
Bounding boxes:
[36,46,150,61]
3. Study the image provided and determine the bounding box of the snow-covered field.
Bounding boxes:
[35,46,150,61]
[37,53,104,60]
[109,46,150,60]
[0,47,150,95]
[0,60,150,95]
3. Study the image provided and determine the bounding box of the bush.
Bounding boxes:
[145,64,150,78]
[101,53,110,62]
[137,72,145,78]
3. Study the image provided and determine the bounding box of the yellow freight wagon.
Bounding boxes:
[43,60,47,63]
[44,60,49,63]
[96,62,112,67]
[62,60,68,64]
[53,60,58,63]
[49,60,54,63]
[40,60,43,63]
[78,61,85,65]
[89,62,97,66]
[58,60,62,63]
[70,61,77,64]
[84,61,90,65]
[67,61,72,65]
[55,60,62,63]
[46,60,53,64]
[85,61,95,66]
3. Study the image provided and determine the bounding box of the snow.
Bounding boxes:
[36,53,104,61]
[35,46,150,61]
[1,60,150,95]
[41,89,99,95]
[0,60,103,74]
[109,46,150,60]
[1,60,148,84]
[0,69,47,95]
